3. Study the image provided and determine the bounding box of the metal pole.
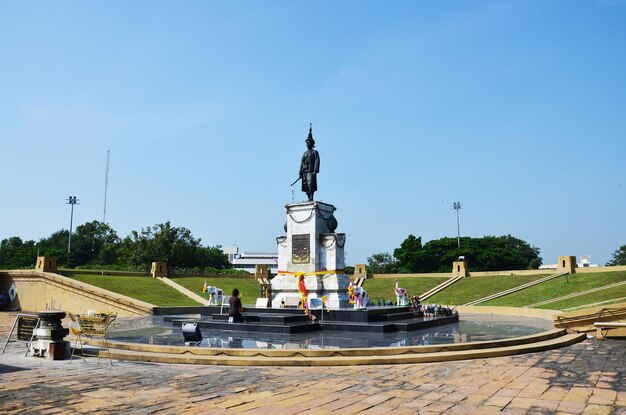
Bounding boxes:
[66,196,79,253]
[456,208,460,249]
[68,203,74,253]
[103,150,110,223]
[453,202,462,249]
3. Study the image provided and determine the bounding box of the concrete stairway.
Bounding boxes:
[1,270,155,316]
[464,271,568,306]
[553,301,626,332]
[156,277,206,305]
[419,275,464,301]
[526,280,626,308]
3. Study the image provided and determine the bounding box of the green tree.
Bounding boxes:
[117,221,230,272]
[607,245,626,266]
[366,252,398,274]
[37,230,70,265]
[419,237,462,272]
[70,221,120,266]
[383,234,542,273]
[393,234,425,272]
[0,237,37,269]
[190,245,231,272]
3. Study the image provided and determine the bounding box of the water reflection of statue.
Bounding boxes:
[299,124,320,202]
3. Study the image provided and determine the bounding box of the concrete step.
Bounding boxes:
[100,331,586,366]
[369,310,423,322]
[464,271,568,306]
[170,318,320,334]
[394,315,459,331]
[211,313,310,324]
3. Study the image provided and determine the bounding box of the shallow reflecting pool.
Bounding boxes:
[108,313,554,349]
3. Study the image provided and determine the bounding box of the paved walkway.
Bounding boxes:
[1,312,625,414]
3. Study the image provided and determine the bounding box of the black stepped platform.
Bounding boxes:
[368,310,423,322]
[168,307,458,335]
[392,315,459,331]
[319,315,459,333]
[171,318,320,334]
[211,312,310,324]
[199,305,424,323]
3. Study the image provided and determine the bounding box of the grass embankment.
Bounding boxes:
[483,271,626,310]
[68,274,199,307]
[69,271,626,312]
[361,277,448,303]
[426,274,549,306]
[172,277,261,305]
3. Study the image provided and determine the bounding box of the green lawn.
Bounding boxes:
[361,277,449,303]
[67,270,626,312]
[537,283,626,310]
[483,271,626,308]
[427,274,549,306]
[172,277,261,305]
[549,295,626,311]
[68,274,200,307]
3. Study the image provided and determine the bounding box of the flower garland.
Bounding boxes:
[321,296,330,312]
[277,270,345,276]
[347,281,356,304]
[298,273,308,310]
[202,280,208,299]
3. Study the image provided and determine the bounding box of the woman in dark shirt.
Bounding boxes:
[228,288,244,323]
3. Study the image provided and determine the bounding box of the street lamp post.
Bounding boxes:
[453,202,462,249]
[66,196,79,253]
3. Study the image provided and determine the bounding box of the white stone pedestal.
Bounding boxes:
[272,201,351,308]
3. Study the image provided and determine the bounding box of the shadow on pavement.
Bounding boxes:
[0,364,30,375]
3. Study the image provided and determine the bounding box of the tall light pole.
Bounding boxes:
[66,196,79,253]
[103,150,110,224]
[453,202,462,249]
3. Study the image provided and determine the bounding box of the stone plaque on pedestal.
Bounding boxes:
[292,234,310,264]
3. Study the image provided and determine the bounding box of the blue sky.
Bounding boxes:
[1,1,625,266]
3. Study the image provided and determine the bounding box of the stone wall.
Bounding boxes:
[371,265,626,279]
[0,270,154,317]
[59,269,253,279]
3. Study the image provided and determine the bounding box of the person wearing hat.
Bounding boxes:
[299,124,320,202]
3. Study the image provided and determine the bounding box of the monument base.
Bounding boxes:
[273,199,351,308]
[271,273,352,309]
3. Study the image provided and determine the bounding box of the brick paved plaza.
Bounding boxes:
[1,312,625,414]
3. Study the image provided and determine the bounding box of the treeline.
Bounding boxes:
[367,234,543,273]
[0,220,234,273]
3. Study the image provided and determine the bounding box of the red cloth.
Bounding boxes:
[298,275,308,296]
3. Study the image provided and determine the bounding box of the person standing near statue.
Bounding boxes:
[299,124,320,202]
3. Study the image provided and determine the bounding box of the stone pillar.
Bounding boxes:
[557,256,577,274]
[452,260,468,277]
[256,265,272,303]
[151,261,168,278]
[255,264,270,281]
[353,264,368,280]
[35,256,57,273]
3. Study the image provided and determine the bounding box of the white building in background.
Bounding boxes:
[539,255,599,270]
[223,245,278,274]
[223,245,239,263]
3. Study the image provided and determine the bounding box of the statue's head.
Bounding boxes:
[306,124,315,149]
